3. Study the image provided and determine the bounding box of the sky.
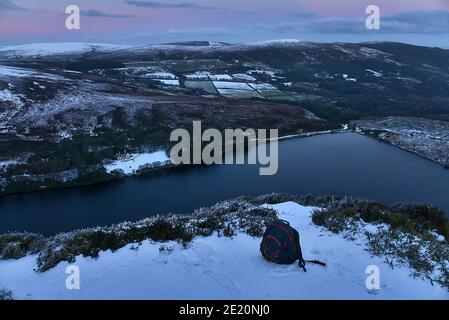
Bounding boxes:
[1,0,449,47]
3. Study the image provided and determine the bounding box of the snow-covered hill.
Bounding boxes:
[0,42,131,58]
[0,40,314,60]
[0,202,446,300]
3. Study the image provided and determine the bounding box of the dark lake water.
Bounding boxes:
[1,133,449,236]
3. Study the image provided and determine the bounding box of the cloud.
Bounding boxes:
[290,12,319,19]
[167,27,231,36]
[382,10,449,33]
[124,1,218,10]
[0,0,28,11]
[82,9,135,18]
[154,10,449,41]
[299,9,449,34]
[247,9,449,35]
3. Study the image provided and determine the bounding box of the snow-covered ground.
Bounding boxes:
[104,151,171,175]
[209,74,233,81]
[0,65,64,81]
[213,81,252,90]
[232,73,256,81]
[0,202,446,300]
[185,71,211,80]
[0,89,24,106]
[0,160,18,172]
[155,79,180,86]
[366,69,383,77]
[249,83,277,90]
[0,43,129,58]
[145,72,177,80]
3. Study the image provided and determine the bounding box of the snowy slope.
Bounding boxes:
[0,40,312,60]
[0,65,64,80]
[0,43,130,58]
[0,202,447,300]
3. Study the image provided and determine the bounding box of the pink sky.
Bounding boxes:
[0,0,448,45]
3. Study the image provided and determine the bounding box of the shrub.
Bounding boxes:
[312,197,449,290]
[0,233,45,259]
[0,288,13,300]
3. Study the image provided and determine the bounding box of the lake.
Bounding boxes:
[1,132,449,236]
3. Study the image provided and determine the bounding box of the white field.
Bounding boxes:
[208,74,233,81]
[145,72,177,79]
[213,81,253,90]
[249,83,277,90]
[104,151,171,175]
[155,79,180,86]
[0,202,447,300]
[232,73,256,81]
[247,70,277,77]
[185,71,211,80]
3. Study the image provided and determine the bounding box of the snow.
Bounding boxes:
[145,72,177,79]
[360,47,389,57]
[208,74,233,81]
[185,71,210,80]
[213,81,252,90]
[366,69,383,77]
[248,70,277,77]
[342,74,357,82]
[0,89,24,107]
[104,151,171,175]
[232,74,256,81]
[0,202,446,300]
[0,160,17,171]
[0,65,63,81]
[429,230,446,242]
[155,79,179,86]
[0,42,129,58]
[249,83,276,90]
[248,39,304,46]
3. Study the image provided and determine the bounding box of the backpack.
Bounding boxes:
[260,219,325,272]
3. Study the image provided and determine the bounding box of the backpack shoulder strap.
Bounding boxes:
[305,260,326,267]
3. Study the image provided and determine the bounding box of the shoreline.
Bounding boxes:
[1,127,446,201]
[0,129,344,199]
[355,129,449,170]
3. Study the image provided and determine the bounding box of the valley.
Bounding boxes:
[1,40,449,195]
